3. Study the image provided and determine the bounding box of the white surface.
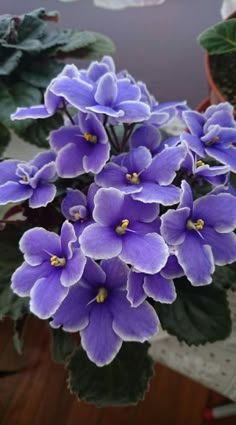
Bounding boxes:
[3,132,44,161]
[149,291,236,401]
[221,0,236,18]
[59,0,166,7]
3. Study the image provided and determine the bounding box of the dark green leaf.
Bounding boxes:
[0,267,29,321]
[13,315,28,354]
[0,81,41,131]
[198,19,236,54]
[59,32,115,59]
[0,49,22,76]
[67,342,154,407]
[0,122,11,156]
[18,113,63,148]
[20,59,64,89]
[213,263,236,290]
[154,277,232,345]
[56,31,97,54]
[51,328,76,364]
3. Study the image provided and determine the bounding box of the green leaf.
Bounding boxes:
[20,59,64,89]
[0,122,11,157]
[198,19,236,54]
[51,328,76,364]
[18,113,64,148]
[56,30,97,54]
[0,267,29,321]
[1,15,47,53]
[0,81,42,131]
[154,277,232,345]
[213,263,236,290]
[67,342,154,407]
[0,49,22,76]
[13,315,28,354]
[58,32,115,59]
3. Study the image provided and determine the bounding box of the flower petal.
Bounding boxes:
[144,274,176,304]
[30,272,69,319]
[81,304,122,367]
[160,207,190,245]
[120,232,168,274]
[28,184,56,208]
[132,183,181,205]
[94,72,118,106]
[100,257,129,289]
[201,227,236,266]
[11,261,51,296]
[177,233,215,286]
[56,143,85,177]
[60,249,86,287]
[111,293,159,342]
[79,223,122,259]
[20,228,61,266]
[0,182,32,204]
[50,284,92,331]
[127,271,146,307]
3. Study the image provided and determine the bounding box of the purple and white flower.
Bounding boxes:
[79,187,169,274]
[96,145,186,205]
[61,184,99,238]
[182,102,236,172]
[11,64,80,120]
[11,221,86,319]
[51,257,159,366]
[0,152,57,208]
[50,112,110,177]
[161,180,236,286]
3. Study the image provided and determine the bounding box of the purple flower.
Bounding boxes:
[127,269,176,308]
[79,188,169,274]
[50,112,110,177]
[181,149,230,186]
[160,181,236,286]
[138,82,189,127]
[182,102,236,172]
[11,65,80,120]
[79,56,116,84]
[96,145,186,205]
[61,184,99,238]
[0,152,57,208]
[11,221,86,319]
[50,72,151,123]
[51,257,159,366]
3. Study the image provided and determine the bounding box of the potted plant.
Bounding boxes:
[198,12,236,116]
[0,8,114,157]
[0,52,235,407]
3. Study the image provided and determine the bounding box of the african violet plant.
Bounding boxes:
[0,55,236,406]
[0,8,114,156]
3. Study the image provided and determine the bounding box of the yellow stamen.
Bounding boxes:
[126,172,140,184]
[187,219,205,231]
[115,219,129,235]
[96,287,108,303]
[212,136,220,143]
[22,175,28,182]
[84,132,97,144]
[50,255,66,267]
[196,160,205,167]
[74,212,80,220]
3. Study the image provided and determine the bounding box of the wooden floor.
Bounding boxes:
[0,317,235,425]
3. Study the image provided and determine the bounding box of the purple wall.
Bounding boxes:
[0,0,222,107]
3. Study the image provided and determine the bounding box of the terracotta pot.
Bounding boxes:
[204,11,236,117]
[196,97,211,113]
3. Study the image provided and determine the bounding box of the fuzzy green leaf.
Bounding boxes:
[58,31,115,59]
[154,277,232,345]
[20,60,64,89]
[198,19,236,54]
[51,328,76,364]
[0,122,11,156]
[0,49,22,76]
[67,342,154,407]
[17,113,64,148]
[0,81,41,131]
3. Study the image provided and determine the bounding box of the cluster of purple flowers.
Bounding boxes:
[4,56,236,366]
